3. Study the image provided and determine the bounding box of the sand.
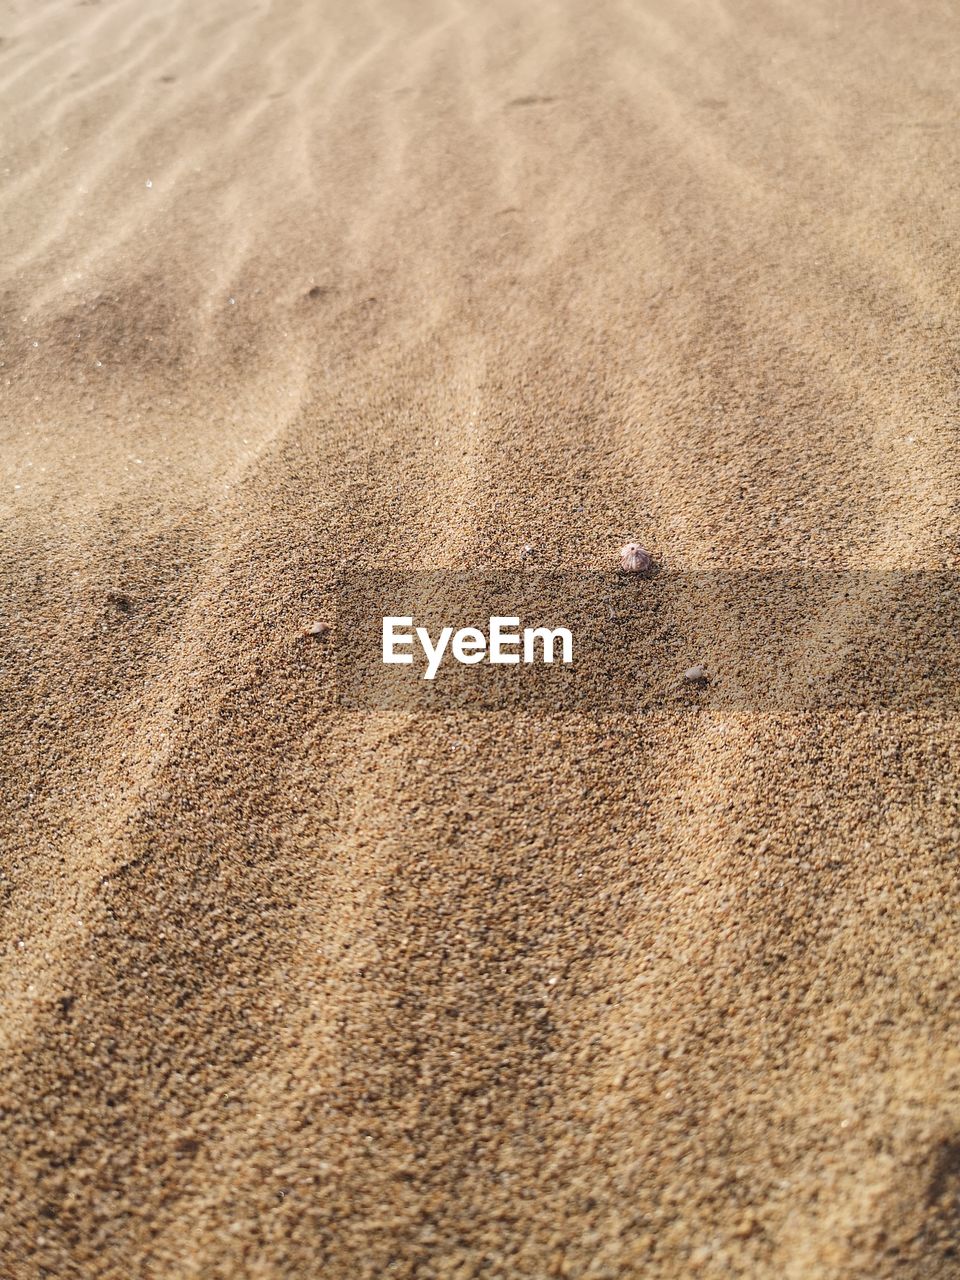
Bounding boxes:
[2,0,960,1275]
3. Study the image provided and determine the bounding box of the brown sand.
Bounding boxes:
[2,0,960,1276]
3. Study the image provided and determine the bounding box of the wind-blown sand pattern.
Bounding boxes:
[2,0,960,1276]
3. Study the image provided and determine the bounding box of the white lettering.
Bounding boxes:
[489,616,521,664]
[382,617,574,677]
[451,627,487,664]
[416,625,452,680]
[523,626,573,665]
[383,617,414,664]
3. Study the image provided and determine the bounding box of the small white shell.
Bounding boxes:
[619,542,654,574]
[303,620,330,638]
[684,664,709,683]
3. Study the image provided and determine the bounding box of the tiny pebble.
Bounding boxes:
[303,621,330,638]
[619,542,654,574]
[520,543,535,560]
[684,665,709,683]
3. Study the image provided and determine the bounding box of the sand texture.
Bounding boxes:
[2,0,960,1276]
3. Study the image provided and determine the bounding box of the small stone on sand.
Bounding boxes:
[684,664,709,683]
[619,542,654,574]
[303,621,330,638]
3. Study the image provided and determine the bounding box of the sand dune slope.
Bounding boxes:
[2,0,960,1276]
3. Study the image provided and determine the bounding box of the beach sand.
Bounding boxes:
[2,0,960,1275]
